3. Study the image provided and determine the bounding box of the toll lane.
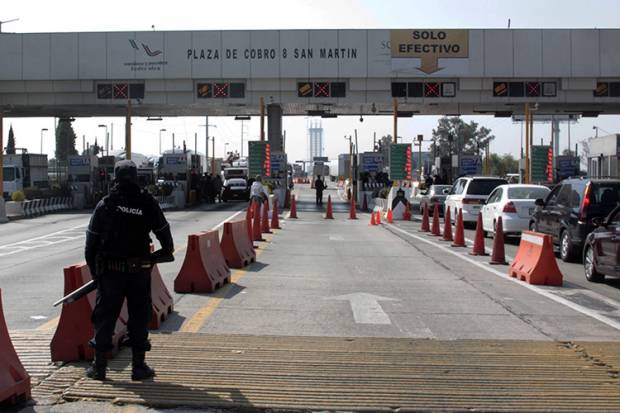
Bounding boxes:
[0,202,246,330]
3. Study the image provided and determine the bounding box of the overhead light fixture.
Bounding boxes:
[494,111,513,118]
[582,111,601,118]
[234,115,251,120]
[147,116,163,121]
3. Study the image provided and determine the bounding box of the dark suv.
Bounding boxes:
[530,178,620,262]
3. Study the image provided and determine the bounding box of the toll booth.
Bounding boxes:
[587,134,620,178]
[67,155,99,209]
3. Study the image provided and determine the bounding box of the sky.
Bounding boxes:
[2,0,620,162]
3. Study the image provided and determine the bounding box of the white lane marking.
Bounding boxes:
[327,292,398,325]
[386,223,620,333]
[0,224,87,257]
[30,315,47,320]
[212,209,245,231]
[329,234,345,241]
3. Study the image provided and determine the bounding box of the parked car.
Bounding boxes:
[221,178,250,202]
[481,184,550,237]
[583,205,620,282]
[530,178,620,262]
[411,185,452,216]
[444,176,508,223]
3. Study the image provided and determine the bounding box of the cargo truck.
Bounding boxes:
[2,152,49,198]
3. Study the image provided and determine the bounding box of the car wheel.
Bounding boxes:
[560,230,578,262]
[584,246,605,283]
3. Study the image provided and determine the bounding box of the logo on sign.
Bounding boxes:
[390,30,469,75]
[129,39,162,57]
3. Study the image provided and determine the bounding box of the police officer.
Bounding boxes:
[85,160,174,381]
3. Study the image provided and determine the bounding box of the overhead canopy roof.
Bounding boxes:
[1,29,620,117]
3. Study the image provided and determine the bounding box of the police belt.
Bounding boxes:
[99,256,152,274]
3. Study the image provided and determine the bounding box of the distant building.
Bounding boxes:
[307,119,324,164]
[587,134,620,178]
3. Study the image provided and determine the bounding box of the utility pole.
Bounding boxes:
[205,116,209,163]
[125,100,132,160]
[416,135,423,180]
[392,98,398,144]
[212,136,216,174]
[240,119,245,158]
[524,104,530,184]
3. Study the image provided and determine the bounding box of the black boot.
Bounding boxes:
[131,351,155,381]
[86,351,107,380]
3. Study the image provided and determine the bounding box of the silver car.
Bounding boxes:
[411,185,452,216]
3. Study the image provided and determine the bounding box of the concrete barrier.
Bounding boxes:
[221,220,256,268]
[50,265,129,362]
[0,288,30,405]
[174,230,231,293]
[509,231,563,286]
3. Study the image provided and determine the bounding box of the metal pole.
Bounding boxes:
[211,136,215,174]
[0,114,4,197]
[172,133,175,154]
[418,135,423,180]
[205,116,209,163]
[125,100,132,160]
[159,130,162,155]
[194,132,198,154]
[393,98,398,144]
[240,119,245,158]
[524,104,529,184]
[354,130,358,202]
[373,131,376,151]
[110,123,114,152]
[260,97,265,142]
[568,120,571,156]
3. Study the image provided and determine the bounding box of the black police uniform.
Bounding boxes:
[85,160,173,381]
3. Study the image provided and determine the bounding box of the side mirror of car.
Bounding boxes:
[592,216,604,227]
[534,198,545,207]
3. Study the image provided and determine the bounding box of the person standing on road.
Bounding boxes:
[84,160,174,381]
[250,175,269,203]
[315,175,326,205]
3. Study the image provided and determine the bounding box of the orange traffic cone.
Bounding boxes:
[420,203,430,232]
[261,199,272,234]
[369,210,377,226]
[470,212,488,256]
[375,210,382,224]
[387,208,393,224]
[271,199,281,230]
[451,208,466,247]
[490,216,508,265]
[325,195,334,219]
[349,197,357,220]
[442,207,453,241]
[430,204,440,236]
[362,193,368,212]
[252,200,264,242]
[290,195,298,218]
[403,203,412,221]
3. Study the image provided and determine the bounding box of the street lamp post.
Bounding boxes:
[40,128,48,155]
[159,128,167,155]
[98,124,109,156]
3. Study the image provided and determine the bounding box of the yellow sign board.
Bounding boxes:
[390,30,469,74]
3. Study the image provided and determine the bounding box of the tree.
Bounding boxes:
[488,153,519,177]
[55,118,78,161]
[6,125,16,154]
[431,117,495,158]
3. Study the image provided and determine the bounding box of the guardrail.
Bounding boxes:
[6,197,73,219]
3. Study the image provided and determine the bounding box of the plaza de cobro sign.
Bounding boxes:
[187,47,358,60]
[390,30,469,74]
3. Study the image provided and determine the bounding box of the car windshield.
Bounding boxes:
[508,186,550,199]
[2,167,15,181]
[466,179,507,195]
[226,179,247,187]
[430,185,451,195]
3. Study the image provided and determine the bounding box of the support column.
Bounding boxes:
[0,113,7,223]
[267,103,283,153]
[259,97,265,142]
[125,100,132,160]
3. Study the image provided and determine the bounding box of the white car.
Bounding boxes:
[445,176,508,223]
[481,184,551,236]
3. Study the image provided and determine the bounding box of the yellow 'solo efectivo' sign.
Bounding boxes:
[390,30,469,74]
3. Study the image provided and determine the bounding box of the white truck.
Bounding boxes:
[2,153,49,198]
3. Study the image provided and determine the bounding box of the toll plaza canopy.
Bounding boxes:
[1,29,620,117]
